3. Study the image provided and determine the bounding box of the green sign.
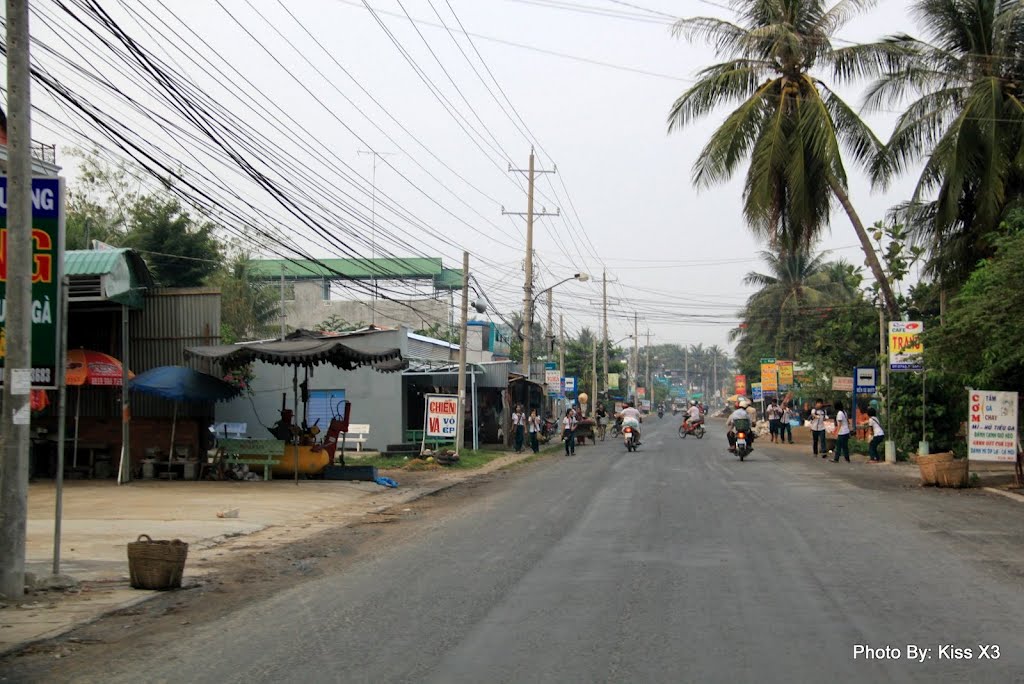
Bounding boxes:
[0,177,65,389]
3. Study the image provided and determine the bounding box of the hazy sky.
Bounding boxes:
[22,0,926,352]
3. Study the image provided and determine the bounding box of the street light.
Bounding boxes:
[520,272,589,376]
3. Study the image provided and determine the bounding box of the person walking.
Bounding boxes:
[562,407,578,456]
[780,401,794,444]
[860,407,885,462]
[511,404,526,453]
[810,399,828,458]
[767,400,781,442]
[527,408,541,454]
[832,400,851,463]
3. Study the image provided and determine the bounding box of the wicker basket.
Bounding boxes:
[127,534,189,590]
[917,452,955,485]
[933,459,969,488]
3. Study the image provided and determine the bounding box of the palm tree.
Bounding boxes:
[836,0,1024,289]
[737,246,839,358]
[668,0,899,317]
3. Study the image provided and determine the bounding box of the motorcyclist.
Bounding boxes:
[683,400,703,432]
[727,399,755,452]
[619,401,642,443]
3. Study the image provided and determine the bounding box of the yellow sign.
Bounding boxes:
[778,360,794,388]
[607,373,620,389]
[761,362,778,392]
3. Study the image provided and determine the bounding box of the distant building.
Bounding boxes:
[249,257,462,333]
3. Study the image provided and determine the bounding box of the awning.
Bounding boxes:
[185,329,405,371]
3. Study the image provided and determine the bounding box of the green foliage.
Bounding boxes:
[415,322,458,344]
[215,253,280,342]
[320,315,365,333]
[123,196,221,287]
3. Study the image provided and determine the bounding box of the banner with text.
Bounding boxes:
[968,390,1018,462]
[889,321,924,372]
[734,374,747,396]
[760,358,778,392]
[777,360,794,390]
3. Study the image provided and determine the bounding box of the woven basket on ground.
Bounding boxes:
[917,452,955,485]
[127,534,189,590]
[933,459,969,488]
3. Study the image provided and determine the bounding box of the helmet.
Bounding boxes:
[690,400,697,406]
[738,399,749,408]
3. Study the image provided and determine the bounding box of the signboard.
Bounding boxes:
[0,177,65,389]
[777,360,794,390]
[607,372,619,389]
[489,323,513,357]
[889,321,924,371]
[734,374,747,396]
[545,368,560,388]
[425,393,459,438]
[637,386,646,398]
[564,376,576,393]
[640,399,651,411]
[760,358,779,392]
[832,376,854,392]
[751,383,763,401]
[854,367,877,395]
[968,390,1019,462]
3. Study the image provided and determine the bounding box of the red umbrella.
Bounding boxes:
[65,350,133,468]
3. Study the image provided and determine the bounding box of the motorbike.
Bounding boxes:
[735,429,751,461]
[657,409,664,420]
[610,420,622,438]
[678,420,706,439]
[623,424,640,452]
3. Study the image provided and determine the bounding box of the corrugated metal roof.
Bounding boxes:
[249,257,444,281]
[65,249,125,276]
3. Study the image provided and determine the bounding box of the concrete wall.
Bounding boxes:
[284,281,449,332]
[213,328,410,452]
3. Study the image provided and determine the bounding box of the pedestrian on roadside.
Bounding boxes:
[512,404,526,453]
[860,407,885,462]
[767,400,780,442]
[780,401,794,444]
[562,407,578,456]
[832,400,851,463]
[810,398,828,458]
[528,408,541,454]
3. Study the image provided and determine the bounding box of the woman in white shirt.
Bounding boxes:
[860,406,885,462]
[832,400,851,463]
[512,405,526,453]
[527,409,541,454]
[562,408,578,456]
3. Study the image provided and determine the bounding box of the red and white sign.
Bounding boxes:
[425,393,459,438]
[968,390,1018,462]
[832,376,854,392]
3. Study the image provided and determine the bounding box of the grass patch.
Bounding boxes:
[350,449,520,471]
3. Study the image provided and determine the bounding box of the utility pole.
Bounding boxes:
[546,289,553,359]
[1,0,33,599]
[633,312,639,403]
[602,270,608,398]
[591,339,597,409]
[357,150,395,326]
[455,252,470,456]
[713,353,719,406]
[645,330,651,406]
[279,264,286,340]
[685,345,690,394]
[559,314,565,411]
[503,149,557,377]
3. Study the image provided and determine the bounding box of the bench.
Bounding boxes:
[218,438,283,481]
[342,424,371,451]
[404,429,454,451]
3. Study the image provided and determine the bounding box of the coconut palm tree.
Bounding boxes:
[835,0,1024,289]
[667,0,899,317]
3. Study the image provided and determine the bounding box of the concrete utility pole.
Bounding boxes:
[602,270,608,398]
[503,149,557,377]
[1,0,33,600]
[558,313,565,398]
[645,330,651,405]
[633,312,639,403]
[455,252,470,455]
[546,289,553,358]
[357,149,395,326]
[591,339,597,406]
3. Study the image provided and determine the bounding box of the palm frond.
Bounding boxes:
[667,60,773,132]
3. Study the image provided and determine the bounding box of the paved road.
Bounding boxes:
[62,418,1024,683]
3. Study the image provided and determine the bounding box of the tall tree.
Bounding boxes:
[124,196,221,287]
[838,0,1024,289]
[216,253,280,343]
[668,0,899,316]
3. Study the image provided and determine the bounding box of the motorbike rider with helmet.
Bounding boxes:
[682,400,703,432]
[619,401,643,444]
[727,399,755,452]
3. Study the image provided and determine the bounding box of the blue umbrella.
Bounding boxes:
[129,366,240,460]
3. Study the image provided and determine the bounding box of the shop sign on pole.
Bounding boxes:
[968,390,1018,462]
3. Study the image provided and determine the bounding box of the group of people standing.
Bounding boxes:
[806,398,886,463]
[511,405,544,455]
[765,400,796,444]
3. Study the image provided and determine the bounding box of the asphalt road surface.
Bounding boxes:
[45,418,1024,683]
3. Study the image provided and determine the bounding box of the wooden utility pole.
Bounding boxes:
[633,312,639,403]
[591,339,597,408]
[455,252,470,455]
[1,0,33,599]
[602,270,608,398]
[503,149,557,377]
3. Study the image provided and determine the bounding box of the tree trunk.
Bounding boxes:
[829,177,900,318]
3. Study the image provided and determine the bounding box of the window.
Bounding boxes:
[307,390,346,429]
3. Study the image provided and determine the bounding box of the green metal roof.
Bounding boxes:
[249,257,461,290]
[65,249,126,276]
[65,249,155,308]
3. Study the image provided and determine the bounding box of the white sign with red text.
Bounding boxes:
[425,393,459,438]
[968,390,1018,462]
